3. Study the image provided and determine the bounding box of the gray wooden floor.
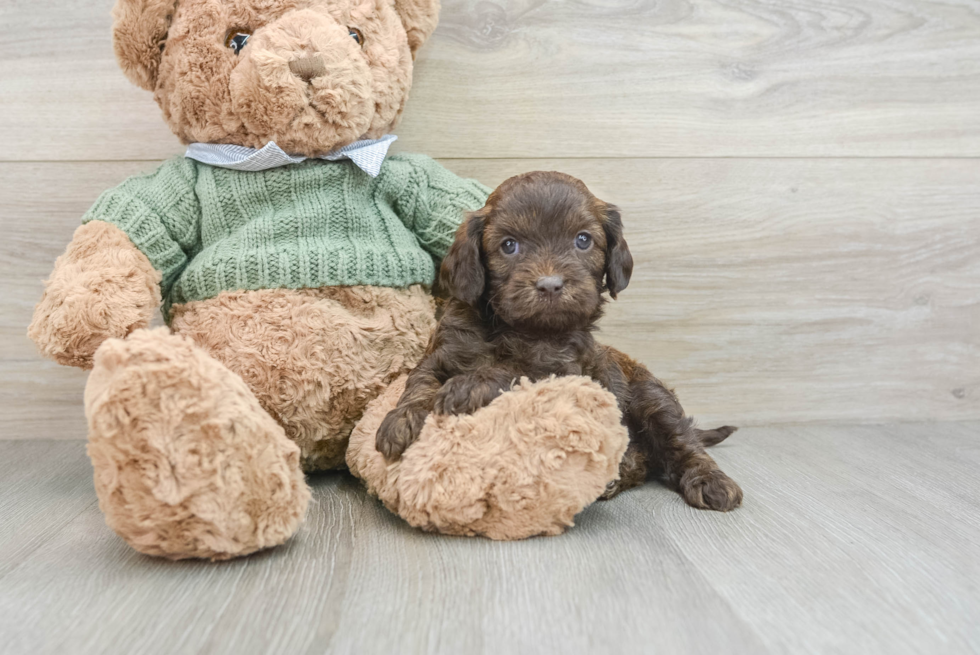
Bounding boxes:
[1,423,977,655]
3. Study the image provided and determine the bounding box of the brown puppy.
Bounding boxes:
[376,171,742,510]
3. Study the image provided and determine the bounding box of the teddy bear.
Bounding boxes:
[28,0,630,559]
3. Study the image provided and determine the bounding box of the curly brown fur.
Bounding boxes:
[169,284,436,471]
[350,373,629,540]
[29,222,161,369]
[86,328,310,559]
[377,171,742,511]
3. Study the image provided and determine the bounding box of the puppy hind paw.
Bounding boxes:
[679,469,743,512]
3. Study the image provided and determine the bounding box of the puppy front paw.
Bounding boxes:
[432,374,506,416]
[679,468,743,512]
[375,405,427,461]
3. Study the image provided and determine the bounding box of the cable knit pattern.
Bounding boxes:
[82,153,491,317]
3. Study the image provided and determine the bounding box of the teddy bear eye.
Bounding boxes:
[348,27,364,45]
[575,232,593,250]
[225,30,252,54]
[501,238,519,255]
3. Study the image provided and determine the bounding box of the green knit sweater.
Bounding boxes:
[82,153,491,318]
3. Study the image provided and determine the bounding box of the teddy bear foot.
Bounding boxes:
[349,374,630,540]
[84,328,310,560]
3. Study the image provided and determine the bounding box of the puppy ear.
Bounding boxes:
[602,204,633,298]
[392,0,440,56]
[111,0,178,91]
[440,209,486,306]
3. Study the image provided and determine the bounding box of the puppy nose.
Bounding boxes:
[289,55,326,82]
[536,275,564,295]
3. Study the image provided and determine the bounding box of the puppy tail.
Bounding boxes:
[697,425,738,447]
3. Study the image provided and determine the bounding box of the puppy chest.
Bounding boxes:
[491,338,585,379]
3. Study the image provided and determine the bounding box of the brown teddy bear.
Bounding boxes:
[28,0,629,559]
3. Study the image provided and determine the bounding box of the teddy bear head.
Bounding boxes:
[112,0,439,156]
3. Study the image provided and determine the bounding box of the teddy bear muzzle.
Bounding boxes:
[228,8,375,153]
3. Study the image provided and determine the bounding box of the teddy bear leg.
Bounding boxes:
[349,375,631,540]
[85,327,310,560]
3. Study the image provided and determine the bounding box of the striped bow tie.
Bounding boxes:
[184,134,397,177]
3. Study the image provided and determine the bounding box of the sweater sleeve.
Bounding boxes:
[385,153,491,263]
[81,157,201,302]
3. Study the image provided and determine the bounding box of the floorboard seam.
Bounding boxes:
[636,492,778,655]
[0,496,100,585]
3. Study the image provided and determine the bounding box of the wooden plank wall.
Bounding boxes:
[1,0,978,438]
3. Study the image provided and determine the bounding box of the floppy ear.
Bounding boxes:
[439,209,486,306]
[111,0,178,91]
[601,204,633,298]
[392,0,440,56]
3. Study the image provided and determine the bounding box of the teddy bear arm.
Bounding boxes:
[29,158,201,368]
[28,221,162,369]
[387,154,491,264]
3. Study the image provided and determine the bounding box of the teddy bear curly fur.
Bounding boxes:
[28,0,630,559]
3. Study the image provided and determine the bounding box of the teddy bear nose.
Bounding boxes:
[536,275,564,296]
[289,56,327,82]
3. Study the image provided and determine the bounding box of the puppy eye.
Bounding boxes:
[349,27,364,45]
[575,232,593,250]
[501,238,519,255]
[225,30,252,54]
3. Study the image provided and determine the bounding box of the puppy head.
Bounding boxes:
[440,171,633,331]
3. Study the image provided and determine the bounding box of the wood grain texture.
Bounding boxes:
[1,426,978,654]
[447,158,980,425]
[0,441,95,577]
[2,158,977,437]
[644,421,980,655]
[1,0,979,160]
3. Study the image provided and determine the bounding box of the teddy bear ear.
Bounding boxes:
[392,0,441,56]
[111,0,178,91]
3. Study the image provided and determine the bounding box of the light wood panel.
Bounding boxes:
[1,0,979,161]
[2,158,977,438]
[449,158,980,425]
[1,425,978,654]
